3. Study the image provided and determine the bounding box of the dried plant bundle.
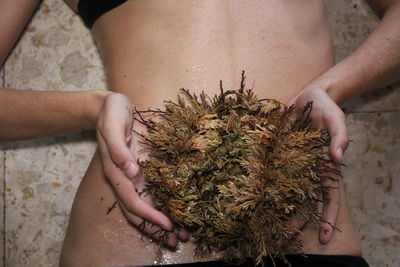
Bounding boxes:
[135,72,339,265]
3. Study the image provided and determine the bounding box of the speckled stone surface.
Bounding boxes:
[326,0,400,113]
[1,1,105,266]
[3,1,106,92]
[327,2,400,266]
[0,0,399,266]
[344,112,400,267]
[4,136,97,266]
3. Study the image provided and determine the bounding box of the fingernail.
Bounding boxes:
[124,162,139,178]
[177,228,190,241]
[320,224,332,245]
[166,232,178,248]
[323,223,332,235]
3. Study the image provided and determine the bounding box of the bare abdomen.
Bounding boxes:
[61,1,362,266]
[93,0,334,108]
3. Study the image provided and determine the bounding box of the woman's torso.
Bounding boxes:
[61,1,361,266]
[91,0,334,107]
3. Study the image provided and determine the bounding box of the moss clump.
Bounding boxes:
[135,72,339,265]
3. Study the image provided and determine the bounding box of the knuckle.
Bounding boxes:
[124,199,140,215]
[103,173,114,184]
[122,202,135,214]
[343,135,350,144]
[343,139,350,148]
[337,109,345,120]
[103,167,114,181]
[109,151,125,167]
[96,116,106,130]
[102,162,119,181]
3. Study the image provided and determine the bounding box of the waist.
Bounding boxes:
[102,59,333,109]
[90,0,334,108]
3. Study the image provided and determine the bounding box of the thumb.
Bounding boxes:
[324,109,349,164]
[98,126,139,179]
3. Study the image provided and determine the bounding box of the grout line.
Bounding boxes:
[1,66,5,267]
[1,68,5,266]
[2,150,5,267]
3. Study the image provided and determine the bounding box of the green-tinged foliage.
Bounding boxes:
[135,72,339,265]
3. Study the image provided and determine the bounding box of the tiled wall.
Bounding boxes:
[1,1,104,266]
[0,0,398,266]
[325,2,400,266]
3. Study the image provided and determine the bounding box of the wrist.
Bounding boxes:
[305,73,347,105]
[310,58,368,105]
[84,90,111,129]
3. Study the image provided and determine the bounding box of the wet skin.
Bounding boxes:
[61,1,362,266]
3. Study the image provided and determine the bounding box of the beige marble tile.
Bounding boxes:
[3,0,105,266]
[325,0,379,62]
[4,0,106,91]
[4,135,96,266]
[325,0,400,113]
[326,10,400,267]
[344,112,400,267]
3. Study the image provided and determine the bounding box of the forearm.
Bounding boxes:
[0,0,40,66]
[0,88,109,142]
[309,2,400,104]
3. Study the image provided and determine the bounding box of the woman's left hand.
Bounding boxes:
[287,87,349,245]
[288,87,349,163]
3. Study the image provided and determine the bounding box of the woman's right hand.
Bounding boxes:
[95,92,188,247]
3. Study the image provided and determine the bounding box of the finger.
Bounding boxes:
[324,109,349,164]
[120,205,178,248]
[98,126,139,179]
[98,134,174,231]
[174,227,190,241]
[319,174,341,245]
